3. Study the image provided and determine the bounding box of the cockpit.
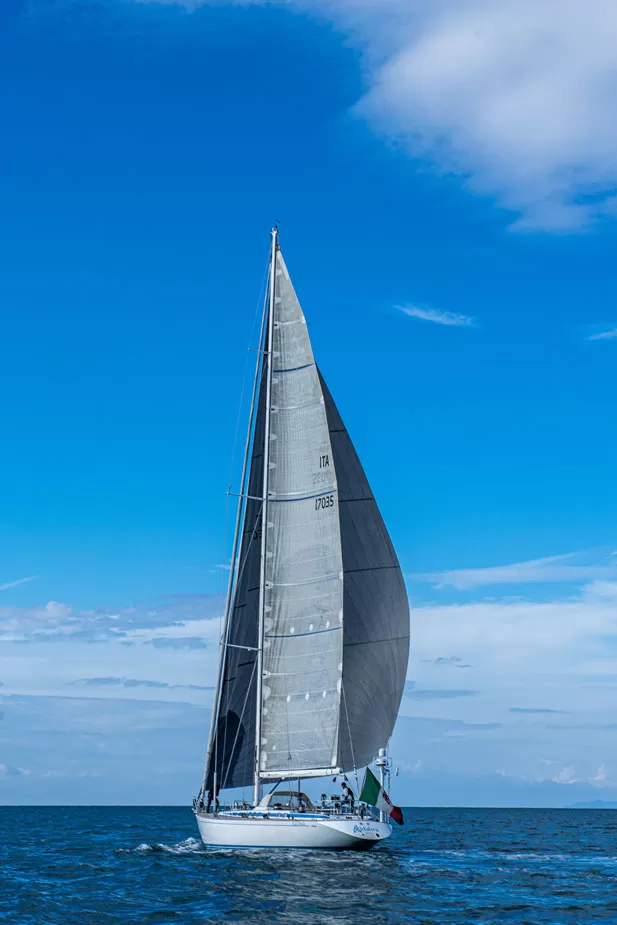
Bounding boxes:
[258,791,314,812]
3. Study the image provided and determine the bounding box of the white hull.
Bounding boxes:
[195,811,391,851]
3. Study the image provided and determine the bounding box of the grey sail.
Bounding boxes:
[206,375,266,791]
[259,249,344,779]
[318,372,410,772]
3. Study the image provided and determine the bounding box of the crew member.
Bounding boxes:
[341,780,355,810]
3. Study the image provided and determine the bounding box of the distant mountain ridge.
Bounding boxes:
[568,800,617,809]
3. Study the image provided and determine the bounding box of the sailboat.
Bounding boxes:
[193,227,409,850]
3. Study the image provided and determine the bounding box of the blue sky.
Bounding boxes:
[1,0,617,805]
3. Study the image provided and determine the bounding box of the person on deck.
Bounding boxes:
[206,788,220,814]
[341,780,355,811]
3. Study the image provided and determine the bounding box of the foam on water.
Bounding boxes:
[133,837,205,855]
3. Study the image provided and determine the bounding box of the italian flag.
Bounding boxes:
[360,767,404,825]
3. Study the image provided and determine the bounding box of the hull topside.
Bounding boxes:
[195,811,391,851]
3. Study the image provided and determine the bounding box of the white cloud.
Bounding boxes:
[361,0,617,230]
[141,0,617,231]
[589,763,608,784]
[550,763,612,786]
[397,305,475,327]
[417,549,617,590]
[0,594,222,643]
[412,580,617,701]
[552,765,578,785]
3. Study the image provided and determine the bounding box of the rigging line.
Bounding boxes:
[341,681,360,797]
[221,657,258,793]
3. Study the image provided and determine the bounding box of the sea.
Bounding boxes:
[1,807,616,924]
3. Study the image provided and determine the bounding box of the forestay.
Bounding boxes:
[259,249,344,778]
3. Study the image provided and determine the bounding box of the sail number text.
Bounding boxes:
[315,494,334,511]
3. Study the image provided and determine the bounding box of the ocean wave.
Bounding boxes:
[128,837,206,856]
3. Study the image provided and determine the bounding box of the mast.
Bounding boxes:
[253,226,277,806]
[199,251,269,806]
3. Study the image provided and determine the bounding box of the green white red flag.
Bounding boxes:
[359,767,404,825]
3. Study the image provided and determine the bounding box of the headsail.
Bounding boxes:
[319,373,410,771]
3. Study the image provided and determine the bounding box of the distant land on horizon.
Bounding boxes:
[568,801,617,809]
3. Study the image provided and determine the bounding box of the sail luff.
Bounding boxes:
[253,227,277,805]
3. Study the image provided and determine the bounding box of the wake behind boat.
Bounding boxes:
[193,227,409,850]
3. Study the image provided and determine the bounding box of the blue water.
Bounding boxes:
[1,807,616,923]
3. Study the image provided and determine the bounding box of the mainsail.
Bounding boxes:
[259,249,344,779]
[204,231,409,797]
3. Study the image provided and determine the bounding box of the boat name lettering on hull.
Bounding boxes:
[353,823,379,837]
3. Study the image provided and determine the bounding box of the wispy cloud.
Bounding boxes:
[0,763,29,777]
[70,677,213,691]
[416,550,617,590]
[148,636,207,650]
[509,707,567,715]
[0,576,38,592]
[397,305,475,327]
[550,764,611,786]
[421,656,471,668]
[587,327,617,342]
[405,683,478,700]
